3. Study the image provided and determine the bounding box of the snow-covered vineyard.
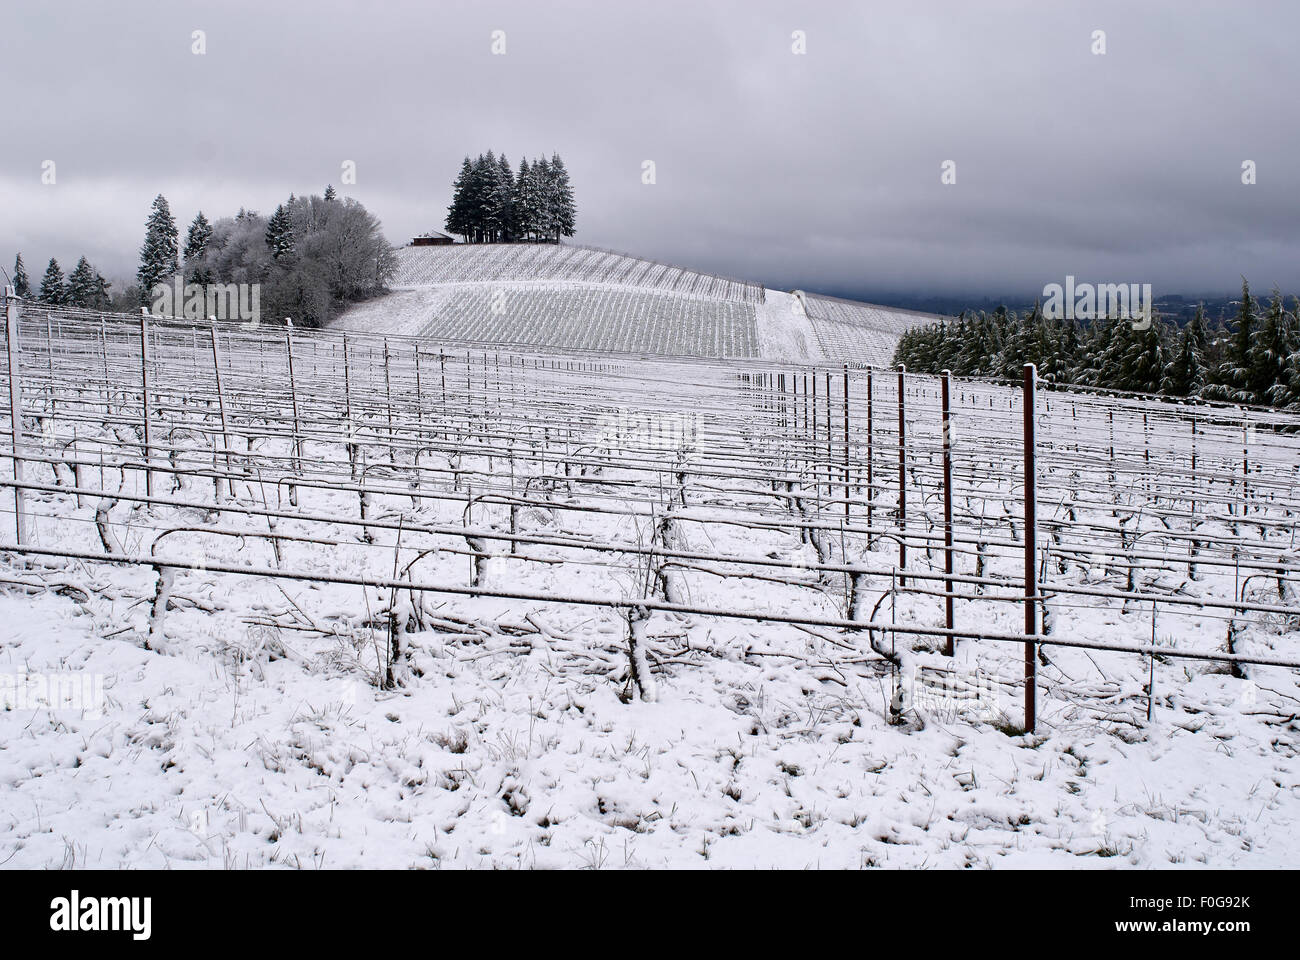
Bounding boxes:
[2,299,1299,869]
[335,243,937,365]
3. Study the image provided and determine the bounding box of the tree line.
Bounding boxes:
[9,187,396,327]
[9,251,114,310]
[445,151,575,243]
[168,186,397,326]
[892,280,1300,410]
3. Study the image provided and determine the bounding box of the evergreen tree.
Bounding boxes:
[486,153,515,242]
[38,258,67,305]
[137,193,179,303]
[1272,340,1300,410]
[1204,279,1257,403]
[324,184,337,202]
[1089,316,1131,389]
[1247,290,1296,405]
[1161,306,1208,397]
[67,256,98,307]
[266,202,296,261]
[91,271,112,310]
[1117,316,1168,394]
[514,157,539,240]
[1053,318,1081,384]
[533,156,555,240]
[462,154,496,242]
[445,157,474,241]
[184,212,213,282]
[548,152,576,240]
[476,151,499,241]
[12,254,30,297]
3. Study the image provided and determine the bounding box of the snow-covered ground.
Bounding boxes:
[2,565,1296,869]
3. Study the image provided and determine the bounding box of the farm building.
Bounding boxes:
[411,231,455,246]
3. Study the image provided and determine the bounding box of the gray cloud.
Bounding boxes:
[2,0,1297,301]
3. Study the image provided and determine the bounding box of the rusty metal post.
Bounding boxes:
[5,289,27,543]
[286,329,301,477]
[383,338,395,465]
[842,363,850,522]
[209,326,234,488]
[897,364,907,585]
[286,329,302,508]
[866,368,874,547]
[414,347,424,440]
[342,335,358,480]
[811,370,819,503]
[139,312,154,498]
[1023,363,1039,732]
[44,313,55,414]
[825,370,832,509]
[941,369,955,655]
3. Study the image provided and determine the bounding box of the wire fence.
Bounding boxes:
[2,296,1298,731]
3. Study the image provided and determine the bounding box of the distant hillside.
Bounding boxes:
[392,243,765,303]
[336,242,941,363]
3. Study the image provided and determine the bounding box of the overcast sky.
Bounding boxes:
[2,0,1297,303]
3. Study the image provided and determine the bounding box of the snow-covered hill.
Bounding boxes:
[333,243,939,364]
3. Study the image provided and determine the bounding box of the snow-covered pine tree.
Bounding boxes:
[533,155,555,241]
[549,152,576,240]
[1271,334,1300,409]
[324,184,337,202]
[38,257,67,305]
[1053,317,1081,384]
[513,157,535,240]
[961,313,1001,376]
[1118,315,1168,395]
[1093,315,1136,390]
[476,152,499,242]
[1246,290,1296,406]
[12,253,30,297]
[91,271,111,310]
[489,154,515,242]
[266,202,296,261]
[1203,279,1257,403]
[1161,306,1208,397]
[445,157,474,241]
[137,194,179,304]
[67,256,98,307]
[994,307,1030,379]
[184,212,213,282]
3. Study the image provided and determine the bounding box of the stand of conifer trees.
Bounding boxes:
[445,152,576,243]
[892,280,1300,410]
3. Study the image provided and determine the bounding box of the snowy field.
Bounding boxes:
[332,244,937,366]
[1,307,1298,869]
